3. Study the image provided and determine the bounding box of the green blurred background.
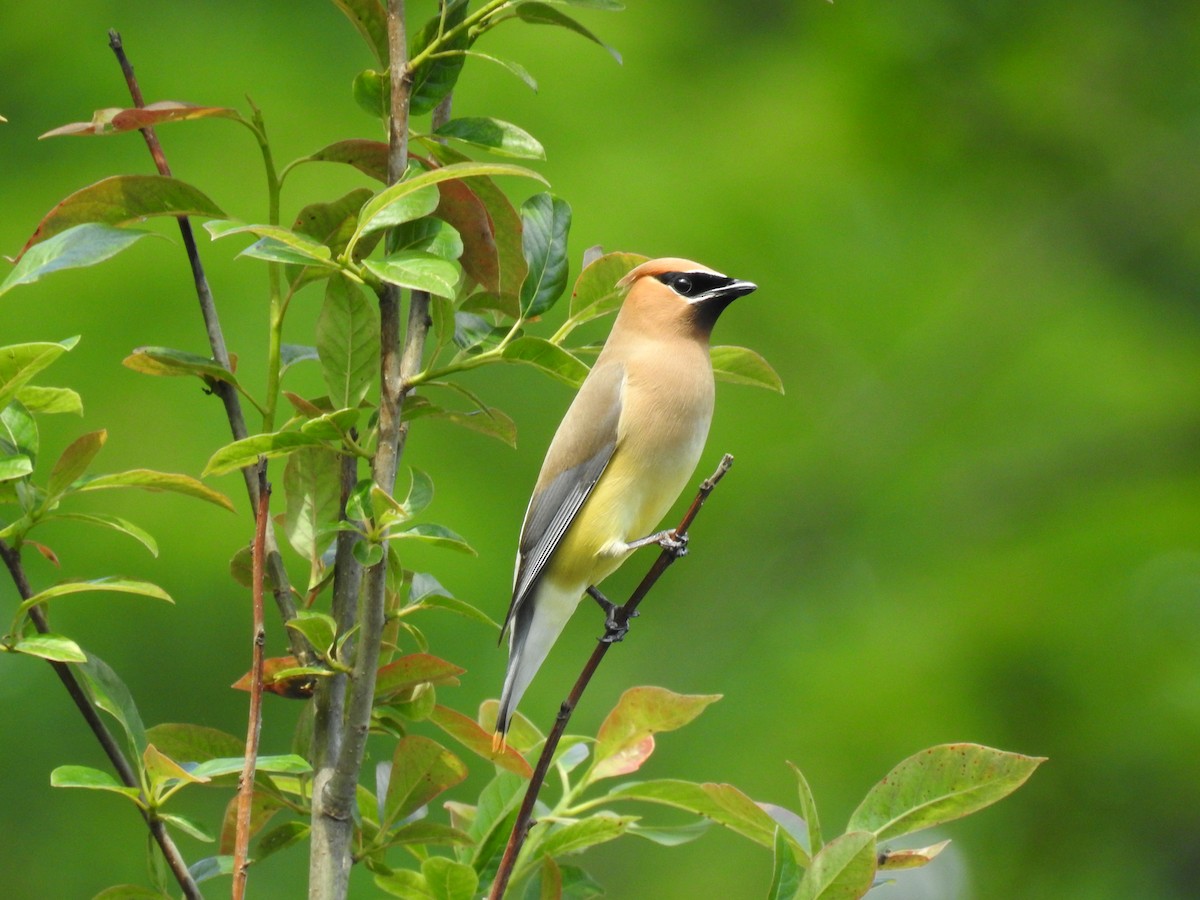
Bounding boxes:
[3,1,1199,897]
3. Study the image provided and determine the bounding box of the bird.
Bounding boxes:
[493,257,757,749]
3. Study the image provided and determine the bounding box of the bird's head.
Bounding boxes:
[617,257,757,339]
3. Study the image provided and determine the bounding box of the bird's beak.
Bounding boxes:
[719,279,757,302]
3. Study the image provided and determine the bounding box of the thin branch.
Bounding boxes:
[233,468,271,899]
[1,540,202,900]
[106,29,313,666]
[487,454,736,900]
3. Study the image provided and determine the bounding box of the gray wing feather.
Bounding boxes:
[499,362,624,638]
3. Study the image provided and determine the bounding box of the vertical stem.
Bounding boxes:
[233,469,271,900]
[309,5,413,898]
[1,540,203,900]
[248,100,285,433]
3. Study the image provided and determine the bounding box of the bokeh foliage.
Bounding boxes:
[1,1,1198,898]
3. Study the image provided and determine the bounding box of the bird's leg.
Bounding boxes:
[625,528,689,558]
[587,585,637,643]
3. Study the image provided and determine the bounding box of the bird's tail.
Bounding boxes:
[493,579,582,751]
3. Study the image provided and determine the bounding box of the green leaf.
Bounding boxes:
[626,819,711,847]
[768,827,804,900]
[353,68,390,120]
[789,760,824,854]
[16,576,172,623]
[382,735,468,828]
[144,723,244,764]
[122,346,238,385]
[514,3,622,63]
[356,162,547,248]
[280,343,320,375]
[408,0,470,117]
[795,831,877,900]
[317,276,379,408]
[565,250,647,323]
[188,856,234,885]
[78,652,147,757]
[287,188,376,286]
[50,512,159,556]
[519,193,571,316]
[710,345,784,393]
[41,101,239,139]
[459,51,538,92]
[391,522,476,555]
[846,743,1045,842]
[407,571,499,627]
[421,856,478,900]
[433,117,545,160]
[375,869,434,900]
[537,814,635,859]
[606,779,780,848]
[357,182,442,237]
[45,429,106,499]
[375,653,465,701]
[16,385,82,416]
[255,820,311,862]
[189,754,312,781]
[403,468,434,517]
[1,399,39,466]
[469,772,525,879]
[0,455,32,482]
[50,765,142,801]
[589,687,721,782]
[12,632,86,662]
[1,225,154,299]
[501,337,588,388]
[332,0,389,65]
[205,219,337,269]
[391,217,464,260]
[364,252,461,299]
[159,812,215,842]
[286,611,339,655]
[0,337,79,410]
[17,175,225,257]
[75,468,235,511]
[203,430,331,477]
[403,396,517,448]
[283,446,341,571]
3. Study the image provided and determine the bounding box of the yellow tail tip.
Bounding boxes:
[491,730,507,755]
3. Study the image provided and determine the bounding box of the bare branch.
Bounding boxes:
[233,468,271,899]
[106,29,312,665]
[1,540,203,900]
[487,454,736,899]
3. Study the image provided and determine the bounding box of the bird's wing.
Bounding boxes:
[500,360,626,638]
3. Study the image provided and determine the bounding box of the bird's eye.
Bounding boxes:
[671,275,694,295]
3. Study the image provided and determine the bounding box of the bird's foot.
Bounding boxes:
[588,585,637,643]
[656,530,689,558]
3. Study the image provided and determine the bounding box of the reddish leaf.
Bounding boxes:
[231,655,318,699]
[433,177,501,296]
[375,653,464,701]
[428,704,532,778]
[589,687,721,782]
[29,541,60,567]
[382,735,468,827]
[219,790,284,854]
[299,139,389,182]
[16,175,225,260]
[40,101,239,139]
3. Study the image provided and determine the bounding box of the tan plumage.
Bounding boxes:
[494,257,756,746]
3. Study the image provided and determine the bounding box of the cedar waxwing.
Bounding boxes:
[494,257,757,746]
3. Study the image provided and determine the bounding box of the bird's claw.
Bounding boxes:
[658,530,689,558]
